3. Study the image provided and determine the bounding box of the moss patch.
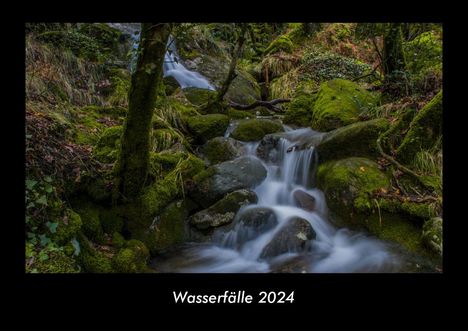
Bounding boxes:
[397,90,442,163]
[312,79,380,131]
[230,119,284,142]
[53,209,82,245]
[316,118,389,163]
[283,94,317,127]
[186,114,230,144]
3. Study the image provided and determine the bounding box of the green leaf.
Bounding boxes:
[44,176,53,183]
[36,195,48,206]
[46,222,58,233]
[39,251,49,261]
[26,134,32,139]
[26,179,37,190]
[27,232,36,239]
[27,202,35,209]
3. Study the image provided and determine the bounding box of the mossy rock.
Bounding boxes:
[111,239,150,273]
[189,156,267,208]
[186,114,230,144]
[53,209,82,246]
[76,233,113,273]
[311,79,380,131]
[202,137,244,165]
[225,69,262,105]
[149,151,186,178]
[227,108,253,120]
[139,200,192,255]
[317,157,391,219]
[189,189,257,230]
[100,207,125,234]
[316,118,389,163]
[264,35,294,55]
[73,201,105,244]
[397,90,442,164]
[317,157,432,255]
[230,119,284,142]
[152,128,187,153]
[283,94,317,127]
[183,87,217,107]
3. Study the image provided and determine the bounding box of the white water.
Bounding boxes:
[158,127,401,273]
[163,36,215,90]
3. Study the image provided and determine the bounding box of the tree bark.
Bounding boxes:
[382,23,406,77]
[118,23,172,201]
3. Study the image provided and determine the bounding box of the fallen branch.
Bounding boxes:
[229,98,290,112]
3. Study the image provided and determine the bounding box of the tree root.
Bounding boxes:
[228,98,290,113]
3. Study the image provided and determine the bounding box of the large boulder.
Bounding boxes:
[311,79,380,131]
[260,217,316,259]
[182,87,217,107]
[189,189,258,230]
[202,136,246,165]
[316,118,389,163]
[186,114,230,144]
[189,156,267,208]
[230,119,284,142]
[316,157,391,221]
[283,94,317,127]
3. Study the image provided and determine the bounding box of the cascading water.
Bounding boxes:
[152,127,402,273]
[108,23,214,90]
[163,36,215,90]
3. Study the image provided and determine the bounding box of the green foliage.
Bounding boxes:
[283,94,316,126]
[302,49,374,83]
[404,31,442,74]
[264,35,294,55]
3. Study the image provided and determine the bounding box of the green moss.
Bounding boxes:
[112,239,150,273]
[283,94,316,126]
[112,231,126,248]
[93,125,123,163]
[163,76,180,96]
[142,200,189,255]
[317,157,390,219]
[227,108,253,120]
[377,198,437,221]
[397,90,442,163]
[264,35,294,55]
[379,108,416,152]
[53,209,82,245]
[183,87,217,107]
[230,119,284,142]
[225,70,262,105]
[76,234,113,273]
[99,207,124,234]
[312,79,380,131]
[202,137,238,164]
[316,118,389,163]
[33,249,79,273]
[209,190,257,214]
[422,217,442,256]
[152,128,187,152]
[149,151,186,178]
[74,201,105,244]
[186,114,230,144]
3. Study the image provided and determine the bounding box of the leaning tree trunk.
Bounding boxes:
[213,24,248,104]
[382,23,406,78]
[118,23,172,201]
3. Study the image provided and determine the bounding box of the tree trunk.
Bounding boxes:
[214,24,248,104]
[382,23,406,77]
[118,23,172,201]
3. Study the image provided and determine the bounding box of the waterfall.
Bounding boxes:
[108,24,214,90]
[163,36,215,90]
[154,128,401,273]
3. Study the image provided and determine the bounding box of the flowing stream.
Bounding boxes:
[152,127,403,273]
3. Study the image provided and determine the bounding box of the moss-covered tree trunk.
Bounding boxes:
[397,90,443,163]
[382,23,406,78]
[118,23,172,201]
